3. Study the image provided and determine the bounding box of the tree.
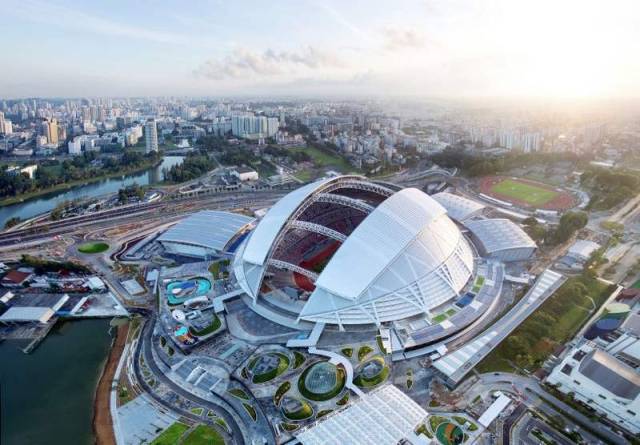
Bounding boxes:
[4,216,21,229]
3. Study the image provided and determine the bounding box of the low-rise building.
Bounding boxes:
[231,167,259,182]
[547,340,640,434]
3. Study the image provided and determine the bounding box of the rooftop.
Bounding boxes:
[158,210,254,253]
[432,192,485,222]
[296,384,427,445]
[465,218,536,253]
[578,349,640,400]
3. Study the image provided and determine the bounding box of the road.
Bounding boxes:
[469,372,627,445]
[133,312,258,445]
[0,191,285,249]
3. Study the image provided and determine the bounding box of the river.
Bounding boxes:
[0,155,184,228]
[0,319,114,445]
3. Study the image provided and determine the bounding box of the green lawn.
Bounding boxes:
[432,313,448,323]
[182,424,225,445]
[151,422,190,445]
[357,345,373,361]
[189,315,221,337]
[476,275,614,373]
[274,381,291,406]
[288,146,353,171]
[491,178,558,205]
[293,351,306,369]
[340,347,353,358]
[227,388,250,400]
[354,356,390,388]
[249,352,290,383]
[77,241,109,254]
[242,403,257,421]
[294,169,314,182]
[282,399,314,421]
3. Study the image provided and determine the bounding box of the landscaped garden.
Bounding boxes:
[476,274,614,373]
[227,388,250,400]
[274,381,291,406]
[246,352,290,384]
[189,315,221,337]
[281,397,314,421]
[298,361,346,401]
[357,345,373,361]
[353,355,389,388]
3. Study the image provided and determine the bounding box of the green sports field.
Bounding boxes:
[491,178,558,206]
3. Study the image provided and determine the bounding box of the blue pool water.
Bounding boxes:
[166,278,211,305]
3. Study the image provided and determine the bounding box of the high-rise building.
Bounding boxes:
[231,114,279,139]
[68,137,83,155]
[145,119,158,153]
[523,132,541,153]
[0,112,11,135]
[40,118,59,145]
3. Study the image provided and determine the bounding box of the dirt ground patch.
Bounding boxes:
[93,322,129,445]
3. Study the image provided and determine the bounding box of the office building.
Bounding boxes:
[145,119,158,153]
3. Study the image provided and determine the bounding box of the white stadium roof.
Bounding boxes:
[234,176,475,327]
[465,218,536,254]
[301,188,473,324]
[432,192,485,222]
[296,384,427,445]
[157,210,253,253]
[242,178,335,265]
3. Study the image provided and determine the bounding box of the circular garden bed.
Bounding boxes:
[353,355,389,388]
[281,397,314,421]
[298,361,346,401]
[247,352,290,384]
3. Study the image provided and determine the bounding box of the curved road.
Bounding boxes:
[470,372,629,445]
[133,312,254,445]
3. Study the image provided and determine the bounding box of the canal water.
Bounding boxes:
[0,319,114,445]
[0,155,184,228]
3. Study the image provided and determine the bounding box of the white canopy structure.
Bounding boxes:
[296,384,428,445]
[465,218,536,262]
[234,176,474,328]
[432,192,485,222]
[158,210,254,258]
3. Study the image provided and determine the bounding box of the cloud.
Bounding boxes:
[195,47,344,80]
[6,0,189,45]
[382,26,425,50]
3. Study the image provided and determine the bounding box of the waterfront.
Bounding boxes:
[0,319,114,445]
[0,155,184,228]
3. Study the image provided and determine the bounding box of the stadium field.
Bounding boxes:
[490,178,558,206]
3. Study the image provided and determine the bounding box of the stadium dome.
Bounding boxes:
[233,175,474,328]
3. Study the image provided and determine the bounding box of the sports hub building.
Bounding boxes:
[227,175,535,353]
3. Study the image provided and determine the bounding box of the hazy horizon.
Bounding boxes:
[1,0,639,100]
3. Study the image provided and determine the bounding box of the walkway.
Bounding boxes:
[433,268,565,385]
[308,346,364,397]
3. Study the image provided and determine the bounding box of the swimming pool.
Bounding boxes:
[166,277,212,305]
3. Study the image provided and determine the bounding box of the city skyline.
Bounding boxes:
[2,0,639,100]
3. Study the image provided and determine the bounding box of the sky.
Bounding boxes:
[1,0,639,99]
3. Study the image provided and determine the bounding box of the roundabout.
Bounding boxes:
[77,241,109,254]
